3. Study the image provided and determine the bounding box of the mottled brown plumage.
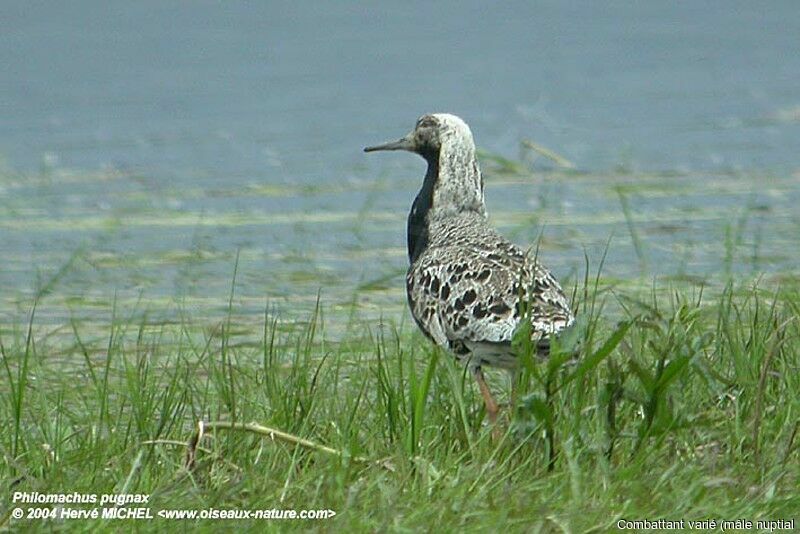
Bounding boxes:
[365,113,574,427]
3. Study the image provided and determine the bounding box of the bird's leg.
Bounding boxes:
[473,367,501,437]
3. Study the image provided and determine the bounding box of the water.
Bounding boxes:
[1,2,799,329]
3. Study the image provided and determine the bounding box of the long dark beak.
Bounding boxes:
[364,135,414,153]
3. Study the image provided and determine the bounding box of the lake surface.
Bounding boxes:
[1,2,799,330]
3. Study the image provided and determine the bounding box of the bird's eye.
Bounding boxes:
[416,117,437,129]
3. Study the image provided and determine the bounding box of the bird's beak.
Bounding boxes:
[364,134,414,153]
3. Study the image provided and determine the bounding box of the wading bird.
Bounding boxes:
[365,113,574,432]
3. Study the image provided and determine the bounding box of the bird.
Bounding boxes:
[364,113,575,430]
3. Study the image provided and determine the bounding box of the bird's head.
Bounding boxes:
[364,113,475,161]
[365,113,485,221]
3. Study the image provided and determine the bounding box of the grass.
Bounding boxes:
[1,266,799,532]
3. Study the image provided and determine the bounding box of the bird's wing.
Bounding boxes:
[406,242,574,352]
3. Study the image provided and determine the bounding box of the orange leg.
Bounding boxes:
[473,367,501,438]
